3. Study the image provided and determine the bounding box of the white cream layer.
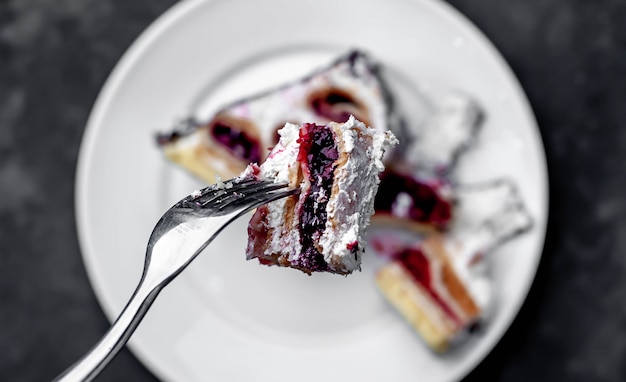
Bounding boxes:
[321,116,398,271]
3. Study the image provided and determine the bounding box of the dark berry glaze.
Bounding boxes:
[308,87,367,125]
[210,121,261,163]
[293,123,338,272]
[310,90,355,123]
[374,169,453,229]
[397,247,462,325]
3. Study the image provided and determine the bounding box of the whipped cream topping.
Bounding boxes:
[445,179,534,315]
[406,92,483,175]
[452,179,533,248]
[390,192,413,218]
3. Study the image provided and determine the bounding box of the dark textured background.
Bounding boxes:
[1,0,625,381]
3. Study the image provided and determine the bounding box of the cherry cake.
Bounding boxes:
[372,180,533,351]
[246,117,397,275]
[156,50,403,183]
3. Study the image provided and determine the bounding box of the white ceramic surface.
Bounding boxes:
[75,0,549,381]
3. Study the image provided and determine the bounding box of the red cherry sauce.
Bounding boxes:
[211,121,261,163]
[397,247,462,326]
[310,89,357,123]
[346,240,359,254]
[374,169,452,229]
[293,123,338,272]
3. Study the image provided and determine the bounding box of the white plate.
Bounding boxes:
[75,0,548,381]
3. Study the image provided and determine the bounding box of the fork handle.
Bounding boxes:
[53,279,163,382]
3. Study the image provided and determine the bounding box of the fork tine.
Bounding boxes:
[213,181,287,208]
[199,177,256,197]
[201,179,277,205]
[218,185,299,212]
[195,179,278,207]
[214,181,293,210]
[181,177,259,208]
[180,178,294,211]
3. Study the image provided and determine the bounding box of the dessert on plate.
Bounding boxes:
[246,117,397,275]
[374,234,485,353]
[153,48,536,352]
[156,50,404,183]
[367,91,533,352]
[373,179,533,352]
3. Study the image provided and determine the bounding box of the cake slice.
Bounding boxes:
[246,116,397,275]
[374,234,486,352]
[373,179,532,351]
[157,50,403,183]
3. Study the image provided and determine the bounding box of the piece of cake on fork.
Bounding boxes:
[246,116,397,275]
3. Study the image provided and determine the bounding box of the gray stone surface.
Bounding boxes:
[0,0,624,381]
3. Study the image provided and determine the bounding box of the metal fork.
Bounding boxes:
[55,176,297,382]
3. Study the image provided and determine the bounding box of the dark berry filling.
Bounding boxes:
[308,88,364,124]
[210,121,261,163]
[293,123,338,272]
[397,247,462,325]
[374,169,452,228]
[346,241,359,253]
